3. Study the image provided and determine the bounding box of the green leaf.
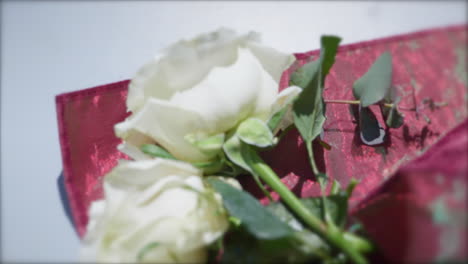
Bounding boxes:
[136,242,160,262]
[184,133,225,157]
[217,159,246,178]
[266,202,328,255]
[317,172,328,189]
[380,85,404,128]
[267,202,304,231]
[265,184,373,259]
[381,105,404,128]
[237,118,276,147]
[192,157,224,175]
[223,133,251,172]
[229,216,242,227]
[291,60,324,176]
[353,52,393,107]
[221,230,305,264]
[221,227,327,264]
[305,195,349,228]
[222,135,273,199]
[345,178,359,197]
[383,84,399,103]
[292,60,323,143]
[267,191,350,231]
[330,180,341,195]
[290,59,320,88]
[319,36,342,85]
[291,36,341,177]
[267,106,288,132]
[140,144,176,160]
[207,178,293,240]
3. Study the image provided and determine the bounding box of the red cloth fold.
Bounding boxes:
[352,119,468,263]
[56,24,467,262]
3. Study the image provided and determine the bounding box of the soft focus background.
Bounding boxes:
[0,1,466,262]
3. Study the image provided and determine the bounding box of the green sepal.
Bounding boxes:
[268,106,288,133]
[140,144,176,160]
[192,156,224,175]
[222,131,273,199]
[237,118,277,148]
[184,133,225,157]
[136,242,160,262]
[223,132,251,173]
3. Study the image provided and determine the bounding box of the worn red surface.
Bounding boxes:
[56,81,130,237]
[257,24,467,205]
[56,25,467,261]
[352,119,467,263]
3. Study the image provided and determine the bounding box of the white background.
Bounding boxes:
[1,1,466,262]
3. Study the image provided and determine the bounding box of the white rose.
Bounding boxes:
[115,28,301,162]
[80,159,232,263]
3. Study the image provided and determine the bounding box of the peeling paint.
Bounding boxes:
[408,40,420,50]
[430,181,467,262]
[430,197,458,261]
[431,197,450,224]
[442,86,456,101]
[452,180,466,202]
[454,46,467,86]
[410,78,422,93]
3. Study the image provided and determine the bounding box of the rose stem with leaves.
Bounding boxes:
[242,144,371,264]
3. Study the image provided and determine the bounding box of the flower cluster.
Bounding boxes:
[81,159,230,262]
[80,28,297,263]
[114,28,298,163]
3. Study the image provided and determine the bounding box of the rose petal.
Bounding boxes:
[116,142,151,161]
[246,41,296,83]
[115,98,210,162]
[169,48,275,132]
[270,85,302,132]
[271,85,302,116]
[81,162,225,263]
[127,28,247,112]
[105,158,201,189]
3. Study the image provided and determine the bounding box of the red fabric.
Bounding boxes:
[56,81,130,237]
[254,24,467,206]
[351,119,468,263]
[56,23,467,250]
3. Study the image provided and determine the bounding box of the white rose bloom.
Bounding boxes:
[80,159,232,263]
[115,28,301,162]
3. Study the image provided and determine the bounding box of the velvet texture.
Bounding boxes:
[56,25,467,261]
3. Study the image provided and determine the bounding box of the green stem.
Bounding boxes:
[325,99,394,108]
[324,99,361,105]
[251,172,274,202]
[242,145,368,264]
[343,232,374,253]
[306,141,319,176]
